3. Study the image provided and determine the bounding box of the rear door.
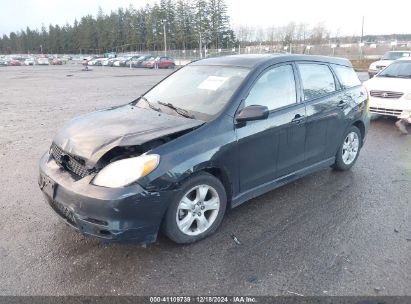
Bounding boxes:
[236,63,306,192]
[296,62,345,165]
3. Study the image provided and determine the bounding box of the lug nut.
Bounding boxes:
[201,206,205,210]
[197,212,201,216]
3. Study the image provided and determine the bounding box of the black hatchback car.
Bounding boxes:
[39,54,369,244]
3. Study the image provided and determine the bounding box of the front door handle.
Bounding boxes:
[291,114,305,124]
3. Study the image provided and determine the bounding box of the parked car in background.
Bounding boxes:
[113,57,130,67]
[131,55,153,68]
[95,58,107,66]
[364,58,411,118]
[88,57,104,66]
[0,57,11,66]
[0,57,9,66]
[143,56,176,69]
[9,59,22,66]
[82,56,95,66]
[52,58,63,65]
[114,56,139,67]
[141,56,155,67]
[24,58,35,66]
[37,57,50,65]
[106,57,119,67]
[39,54,369,245]
[368,51,411,78]
[101,58,111,66]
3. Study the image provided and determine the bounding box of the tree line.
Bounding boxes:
[0,0,235,54]
[235,23,411,48]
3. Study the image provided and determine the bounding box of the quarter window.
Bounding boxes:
[298,63,336,100]
[333,65,361,89]
[245,65,297,110]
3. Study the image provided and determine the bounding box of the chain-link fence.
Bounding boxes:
[111,41,411,65]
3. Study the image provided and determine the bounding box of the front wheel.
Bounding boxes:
[162,173,227,244]
[332,126,362,171]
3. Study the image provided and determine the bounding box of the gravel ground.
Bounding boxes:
[0,65,410,296]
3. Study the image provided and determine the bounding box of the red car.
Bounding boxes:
[52,58,63,65]
[144,56,175,69]
[9,59,22,66]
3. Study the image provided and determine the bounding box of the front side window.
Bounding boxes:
[244,64,297,110]
[333,65,361,88]
[298,63,336,100]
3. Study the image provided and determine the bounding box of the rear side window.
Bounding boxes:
[333,65,361,89]
[298,63,336,100]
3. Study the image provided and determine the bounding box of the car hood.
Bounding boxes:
[370,60,393,69]
[53,104,204,166]
[364,76,411,93]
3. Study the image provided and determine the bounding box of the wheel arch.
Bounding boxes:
[172,165,233,210]
[352,120,365,147]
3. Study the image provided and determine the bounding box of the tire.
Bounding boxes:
[162,172,227,244]
[169,63,176,69]
[332,126,362,171]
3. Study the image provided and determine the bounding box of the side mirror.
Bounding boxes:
[235,105,269,123]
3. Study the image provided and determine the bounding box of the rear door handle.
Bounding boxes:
[291,114,305,124]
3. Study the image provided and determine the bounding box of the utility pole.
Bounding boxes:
[199,32,202,59]
[360,16,365,59]
[163,19,167,56]
[360,16,364,43]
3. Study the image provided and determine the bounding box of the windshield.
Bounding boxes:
[378,61,411,78]
[142,65,250,118]
[382,52,410,60]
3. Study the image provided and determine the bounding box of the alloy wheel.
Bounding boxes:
[176,184,220,236]
[342,131,359,165]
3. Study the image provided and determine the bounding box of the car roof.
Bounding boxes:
[190,54,352,69]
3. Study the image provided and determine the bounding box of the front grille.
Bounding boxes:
[376,65,386,69]
[370,90,403,99]
[370,107,403,117]
[50,143,89,178]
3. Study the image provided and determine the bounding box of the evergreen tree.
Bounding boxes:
[0,0,235,54]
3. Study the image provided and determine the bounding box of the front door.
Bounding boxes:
[235,63,306,193]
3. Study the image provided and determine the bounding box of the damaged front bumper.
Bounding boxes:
[38,152,177,244]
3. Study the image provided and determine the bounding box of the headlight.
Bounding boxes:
[405,93,411,100]
[92,154,160,188]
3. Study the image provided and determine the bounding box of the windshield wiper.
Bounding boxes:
[134,95,161,112]
[157,101,194,119]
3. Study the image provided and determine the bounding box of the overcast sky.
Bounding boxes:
[0,0,410,37]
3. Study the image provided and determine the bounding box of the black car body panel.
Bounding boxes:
[39,152,179,242]
[53,105,204,167]
[39,54,369,243]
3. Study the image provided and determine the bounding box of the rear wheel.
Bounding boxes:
[169,63,176,69]
[332,126,362,171]
[162,173,227,244]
